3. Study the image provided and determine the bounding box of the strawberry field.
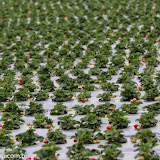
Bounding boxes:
[0,0,160,160]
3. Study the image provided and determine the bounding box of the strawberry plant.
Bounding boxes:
[97,71,112,82]
[117,73,131,83]
[25,101,45,116]
[111,55,125,67]
[23,83,36,92]
[0,88,11,102]
[77,91,91,101]
[97,92,112,101]
[67,142,100,160]
[98,144,124,160]
[4,101,23,114]
[47,129,67,144]
[4,147,26,160]
[50,103,67,115]
[40,79,56,92]
[143,87,159,101]
[52,89,73,102]
[135,142,159,160]
[132,129,158,144]
[13,88,30,101]
[34,142,61,160]
[58,114,78,130]
[33,114,53,128]
[16,128,44,146]
[93,102,116,115]
[136,112,157,128]
[72,104,94,115]
[103,127,127,144]
[120,85,140,101]
[1,113,25,130]
[107,109,131,129]
[0,130,13,147]
[34,90,49,101]
[80,113,104,130]
[71,129,96,144]
[143,102,160,114]
[121,102,142,114]
[100,83,119,92]
[88,67,102,75]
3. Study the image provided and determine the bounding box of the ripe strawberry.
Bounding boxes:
[65,16,67,18]
[73,138,77,142]
[82,99,85,103]
[145,58,148,60]
[34,157,37,160]
[79,87,82,89]
[80,121,82,124]
[144,35,147,38]
[69,96,72,99]
[134,124,139,129]
[106,125,111,129]
[19,82,22,85]
[29,55,32,58]
[16,137,18,141]
[9,99,12,102]
[90,158,96,160]
[114,95,116,97]
[44,140,48,144]
[25,30,28,32]
[27,158,31,160]
[142,60,145,62]
[111,108,114,111]
[133,98,137,102]
[9,65,11,68]
[105,65,107,68]
[71,78,74,80]
[47,126,51,129]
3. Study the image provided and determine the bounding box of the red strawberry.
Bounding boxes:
[142,60,145,62]
[34,157,37,160]
[103,13,106,15]
[111,108,114,111]
[44,140,48,144]
[30,96,32,98]
[106,125,111,129]
[69,96,72,99]
[105,66,107,68]
[144,35,147,38]
[9,99,12,102]
[82,99,85,103]
[47,126,51,129]
[145,58,148,60]
[19,82,22,85]
[29,55,32,58]
[90,158,96,160]
[134,124,139,129]
[79,87,82,90]
[114,95,116,97]
[3,125,5,127]
[80,121,82,124]
[65,16,67,18]
[27,158,31,160]
[9,65,11,68]
[73,138,77,142]
[16,137,18,141]
[25,30,28,32]
[71,78,74,80]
